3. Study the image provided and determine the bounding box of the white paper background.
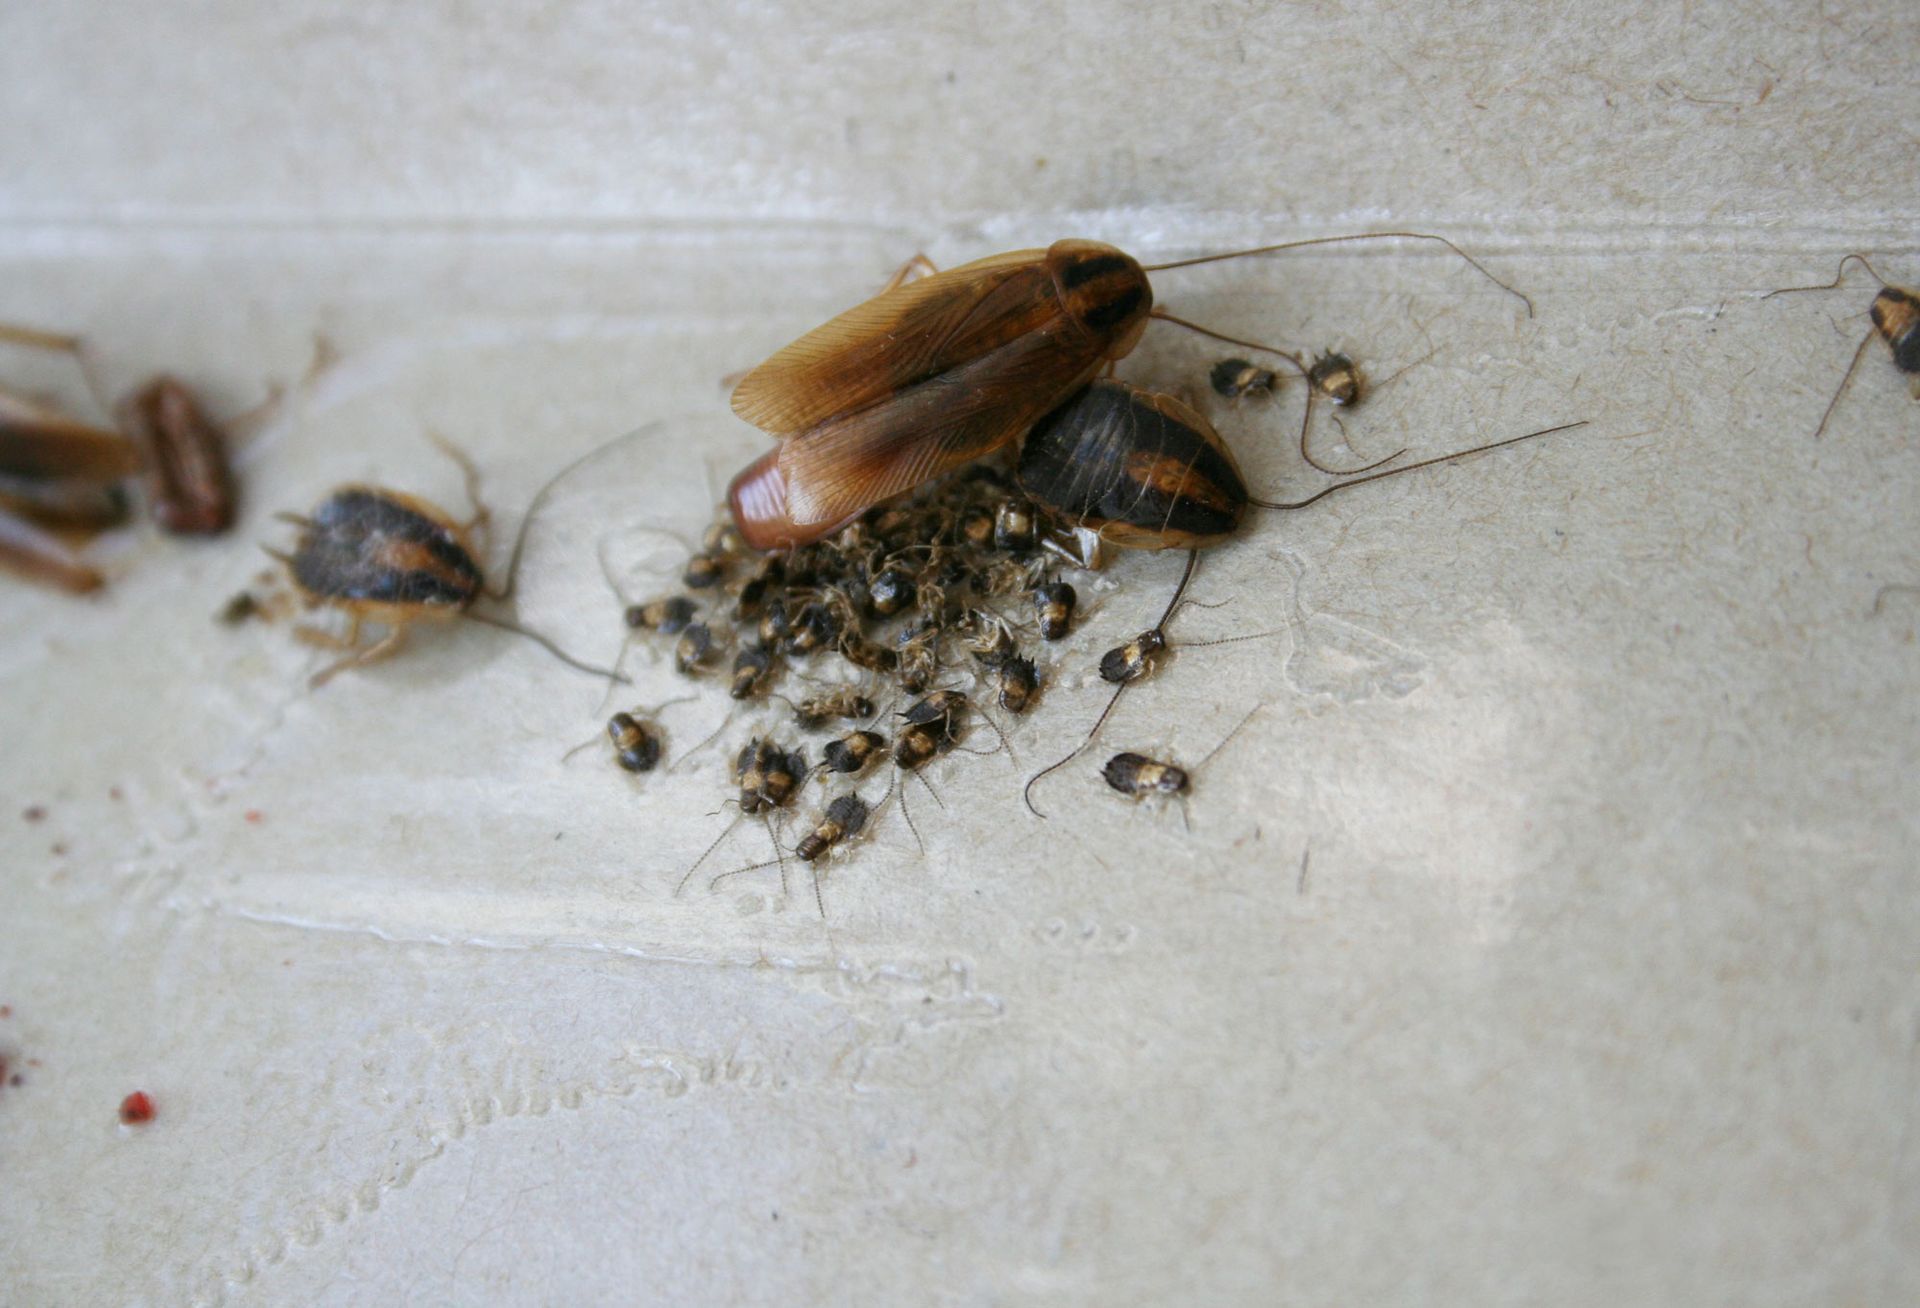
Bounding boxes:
[2,2,1916,1304]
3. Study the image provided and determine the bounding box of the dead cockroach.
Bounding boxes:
[1033,581,1076,640]
[1209,357,1278,399]
[723,233,1531,549]
[895,620,941,694]
[783,686,875,729]
[964,608,1017,668]
[820,729,886,775]
[1763,254,1920,439]
[997,655,1039,714]
[626,595,698,634]
[117,377,236,534]
[266,439,624,689]
[1306,352,1362,407]
[730,644,774,698]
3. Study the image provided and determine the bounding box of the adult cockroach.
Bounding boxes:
[1763,254,1919,439]
[117,377,237,535]
[725,233,1532,549]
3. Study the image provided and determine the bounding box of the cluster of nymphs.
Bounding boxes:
[605,460,1084,905]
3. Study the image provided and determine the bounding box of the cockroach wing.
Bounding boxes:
[730,249,1056,436]
[778,323,1107,527]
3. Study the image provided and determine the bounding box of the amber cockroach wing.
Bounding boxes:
[1016,379,1249,551]
[726,241,1153,550]
[289,488,483,617]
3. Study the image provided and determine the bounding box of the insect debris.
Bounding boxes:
[1210,357,1279,400]
[1763,254,1920,439]
[265,437,627,689]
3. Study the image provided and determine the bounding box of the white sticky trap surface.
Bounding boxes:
[2,3,1917,1304]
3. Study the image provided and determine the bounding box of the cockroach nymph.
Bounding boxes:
[1306,352,1363,407]
[1763,254,1920,439]
[993,499,1038,553]
[675,621,717,675]
[797,793,870,863]
[626,595,698,634]
[730,644,774,699]
[785,686,875,729]
[267,440,626,689]
[724,232,1532,549]
[1102,752,1188,797]
[820,729,886,775]
[997,655,1039,714]
[1209,357,1278,400]
[607,712,664,772]
[118,376,237,535]
[867,564,917,616]
[1034,581,1076,640]
[684,552,727,589]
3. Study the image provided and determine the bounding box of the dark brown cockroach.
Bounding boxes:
[1033,580,1076,640]
[1763,254,1920,439]
[1210,358,1278,400]
[117,377,237,534]
[730,644,774,699]
[784,600,840,656]
[820,729,886,775]
[725,234,1531,549]
[866,563,917,616]
[1018,386,1587,815]
[734,737,807,814]
[997,655,1039,714]
[894,621,941,694]
[626,595,698,634]
[958,506,996,551]
[756,598,792,647]
[607,711,665,772]
[796,793,871,863]
[266,441,626,689]
[1306,352,1362,407]
[839,630,900,674]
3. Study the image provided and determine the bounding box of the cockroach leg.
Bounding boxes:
[880,253,940,293]
[0,506,105,593]
[309,626,407,689]
[1870,584,1920,618]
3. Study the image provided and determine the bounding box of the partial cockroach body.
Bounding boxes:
[724,233,1530,550]
[790,687,874,729]
[730,644,774,699]
[0,473,130,530]
[1306,352,1363,406]
[734,738,806,814]
[796,794,870,862]
[1099,628,1168,685]
[866,564,917,616]
[118,377,236,534]
[608,712,664,773]
[964,608,1016,669]
[684,552,727,589]
[675,621,717,675]
[0,388,139,483]
[993,499,1038,553]
[1209,357,1278,400]
[1764,255,1920,439]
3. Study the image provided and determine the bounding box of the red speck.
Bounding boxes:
[109,786,124,801]
[0,1005,11,1018]
[119,1091,155,1124]
[23,805,46,823]
[244,810,264,825]
[50,843,67,856]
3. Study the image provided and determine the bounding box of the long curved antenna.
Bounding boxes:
[1802,330,1877,442]
[496,420,666,601]
[1143,233,1535,317]
[1249,421,1588,511]
[1762,253,1890,298]
[460,609,632,683]
[677,811,744,895]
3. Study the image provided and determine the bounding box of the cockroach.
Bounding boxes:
[1101,706,1261,827]
[703,520,747,558]
[675,621,717,675]
[1763,254,1920,439]
[1033,581,1076,640]
[1306,352,1363,407]
[734,737,807,814]
[756,598,792,647]
[965,608,1017,668]
[723,232,1530,549]
[118,377,236,534]
[784,686,875,729]
[1209,357,1278,399]
[820,729,886,775]
[0,386,139,483]
[684,552,727,589]
[266,439,625,689]
[839,631,899,674]
[993,499,1038,553]
[796,793,870,862]
[867,564,917,616]
[784,600,840,656]
[997,655,1039,714]
[626,595,698,634]
[730,644,774,698]
[894,621,941,694]
[607,711,665,772]
[1018,385,1586,815]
